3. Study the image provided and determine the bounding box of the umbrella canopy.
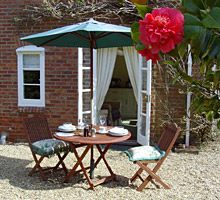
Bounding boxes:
[20,18,133,123]
[20,18,133,48]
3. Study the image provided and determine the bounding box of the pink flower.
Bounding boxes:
[138,48,160,63]
[139,8,184,54]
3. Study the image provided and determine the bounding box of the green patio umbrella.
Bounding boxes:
[21,18,133,104]
[21,18,133,179]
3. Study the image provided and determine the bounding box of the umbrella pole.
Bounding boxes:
[90,43,95,179]
[90,40,94,125]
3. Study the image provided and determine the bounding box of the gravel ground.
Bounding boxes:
[0,141,219,200]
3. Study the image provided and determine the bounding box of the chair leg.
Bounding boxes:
[30,152,69,181]
[130,167,144,182]
[29,153,47,181]
[136,161,170,191]
[55,152,69,175]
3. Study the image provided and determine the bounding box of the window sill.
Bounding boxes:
[17,107,46,114]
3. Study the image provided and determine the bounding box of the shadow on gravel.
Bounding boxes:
[0,154,84,191]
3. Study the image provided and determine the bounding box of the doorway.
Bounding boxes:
[78,47,152,145]
[101,50,138,137]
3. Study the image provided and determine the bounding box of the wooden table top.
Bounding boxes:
[54,125,131,145]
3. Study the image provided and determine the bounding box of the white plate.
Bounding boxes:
[55,132,75,137]
[96,130,108,134]
[108,129,128,136]
[58,127,76,132]
[108,132,128,136]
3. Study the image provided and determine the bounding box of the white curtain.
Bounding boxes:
[96,47,118,112]
[123,46,139,102]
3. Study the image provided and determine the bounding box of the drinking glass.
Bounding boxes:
[78,118,87,129]
[99,115,106,126]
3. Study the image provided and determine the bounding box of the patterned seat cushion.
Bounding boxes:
[31,139,70,157]
[124,144,165,162]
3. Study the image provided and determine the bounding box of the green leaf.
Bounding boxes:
[213,0,220,7]
[163,61,176,65]
[217,120,220,129]
[183,26,202,39]
[172,74,180,85]
[206,111,214,121]
[205,0,218,8]
[200,9,208,18]
[184,13,202,26]
[191,28,207,58]
[179,71,193,82]
[213,71,220,90]
[117,0,124,5]
[208,36,220,59]
[136,4,152,19]
[178,42,188,59]
[182,0,205,14]
[131,22,141,43]
[135,43,146,51]
[202,7,220,28]
[200,61,207,74]
[217,53,220,67]
[200,30,212,58]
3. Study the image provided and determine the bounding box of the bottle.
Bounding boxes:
[83,127,88,137]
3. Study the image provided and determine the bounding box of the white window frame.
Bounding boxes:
[16,45,45,107]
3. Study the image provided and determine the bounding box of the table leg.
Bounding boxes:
[95,144,116,180]
[65,143,116,190]
[64,143,94,190]
[90,145,95,179]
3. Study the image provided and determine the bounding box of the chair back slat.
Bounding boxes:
[23,117,53,144]
[157,122,181,152]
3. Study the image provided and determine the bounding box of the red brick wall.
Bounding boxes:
[0,0,186,142]
[0,0,80,142]
[150,63,186,141]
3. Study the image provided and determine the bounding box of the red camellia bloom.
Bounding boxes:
[138,48,160,63]
[139,8,184,55]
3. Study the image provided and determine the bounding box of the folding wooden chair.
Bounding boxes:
[23,117,71,181]
[125,121,181,191]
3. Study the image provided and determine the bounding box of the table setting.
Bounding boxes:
[55,119,129,138]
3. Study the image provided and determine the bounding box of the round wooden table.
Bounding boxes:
[54,125,131,190]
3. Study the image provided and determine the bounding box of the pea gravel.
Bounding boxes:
[0,141,219,200]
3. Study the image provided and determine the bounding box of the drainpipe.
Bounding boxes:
[186,45,192,147]
[0,132,7,145]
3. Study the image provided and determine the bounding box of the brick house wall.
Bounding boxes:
[0,0,82,142]
[150,65,186,141]
[0,0,187,142]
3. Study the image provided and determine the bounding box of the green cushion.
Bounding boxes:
[31,139,70,157]
[124,144,165,162]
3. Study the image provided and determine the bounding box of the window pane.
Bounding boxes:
[141,69,147,91]
[23,54,40,68]
[140,115,146,136]
[24,71,40,84]
[24,86,40,99]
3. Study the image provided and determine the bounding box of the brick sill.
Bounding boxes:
[18,107,46,114]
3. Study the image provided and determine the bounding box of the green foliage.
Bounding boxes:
[131,0,220,129]
[135,4,152,19]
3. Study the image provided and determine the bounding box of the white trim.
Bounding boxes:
[78,48,92,123]
[78,48,83,121]
[146,59,152,146]
[186,45,192,147]
[93,49,97,124]
[137,56,152,146]
[16,45,45,107]
[137,55,142,145]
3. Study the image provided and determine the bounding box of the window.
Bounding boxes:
[16,45,45,107]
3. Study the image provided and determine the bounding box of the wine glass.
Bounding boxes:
[78,119,84,129]
[99,115,106,126]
